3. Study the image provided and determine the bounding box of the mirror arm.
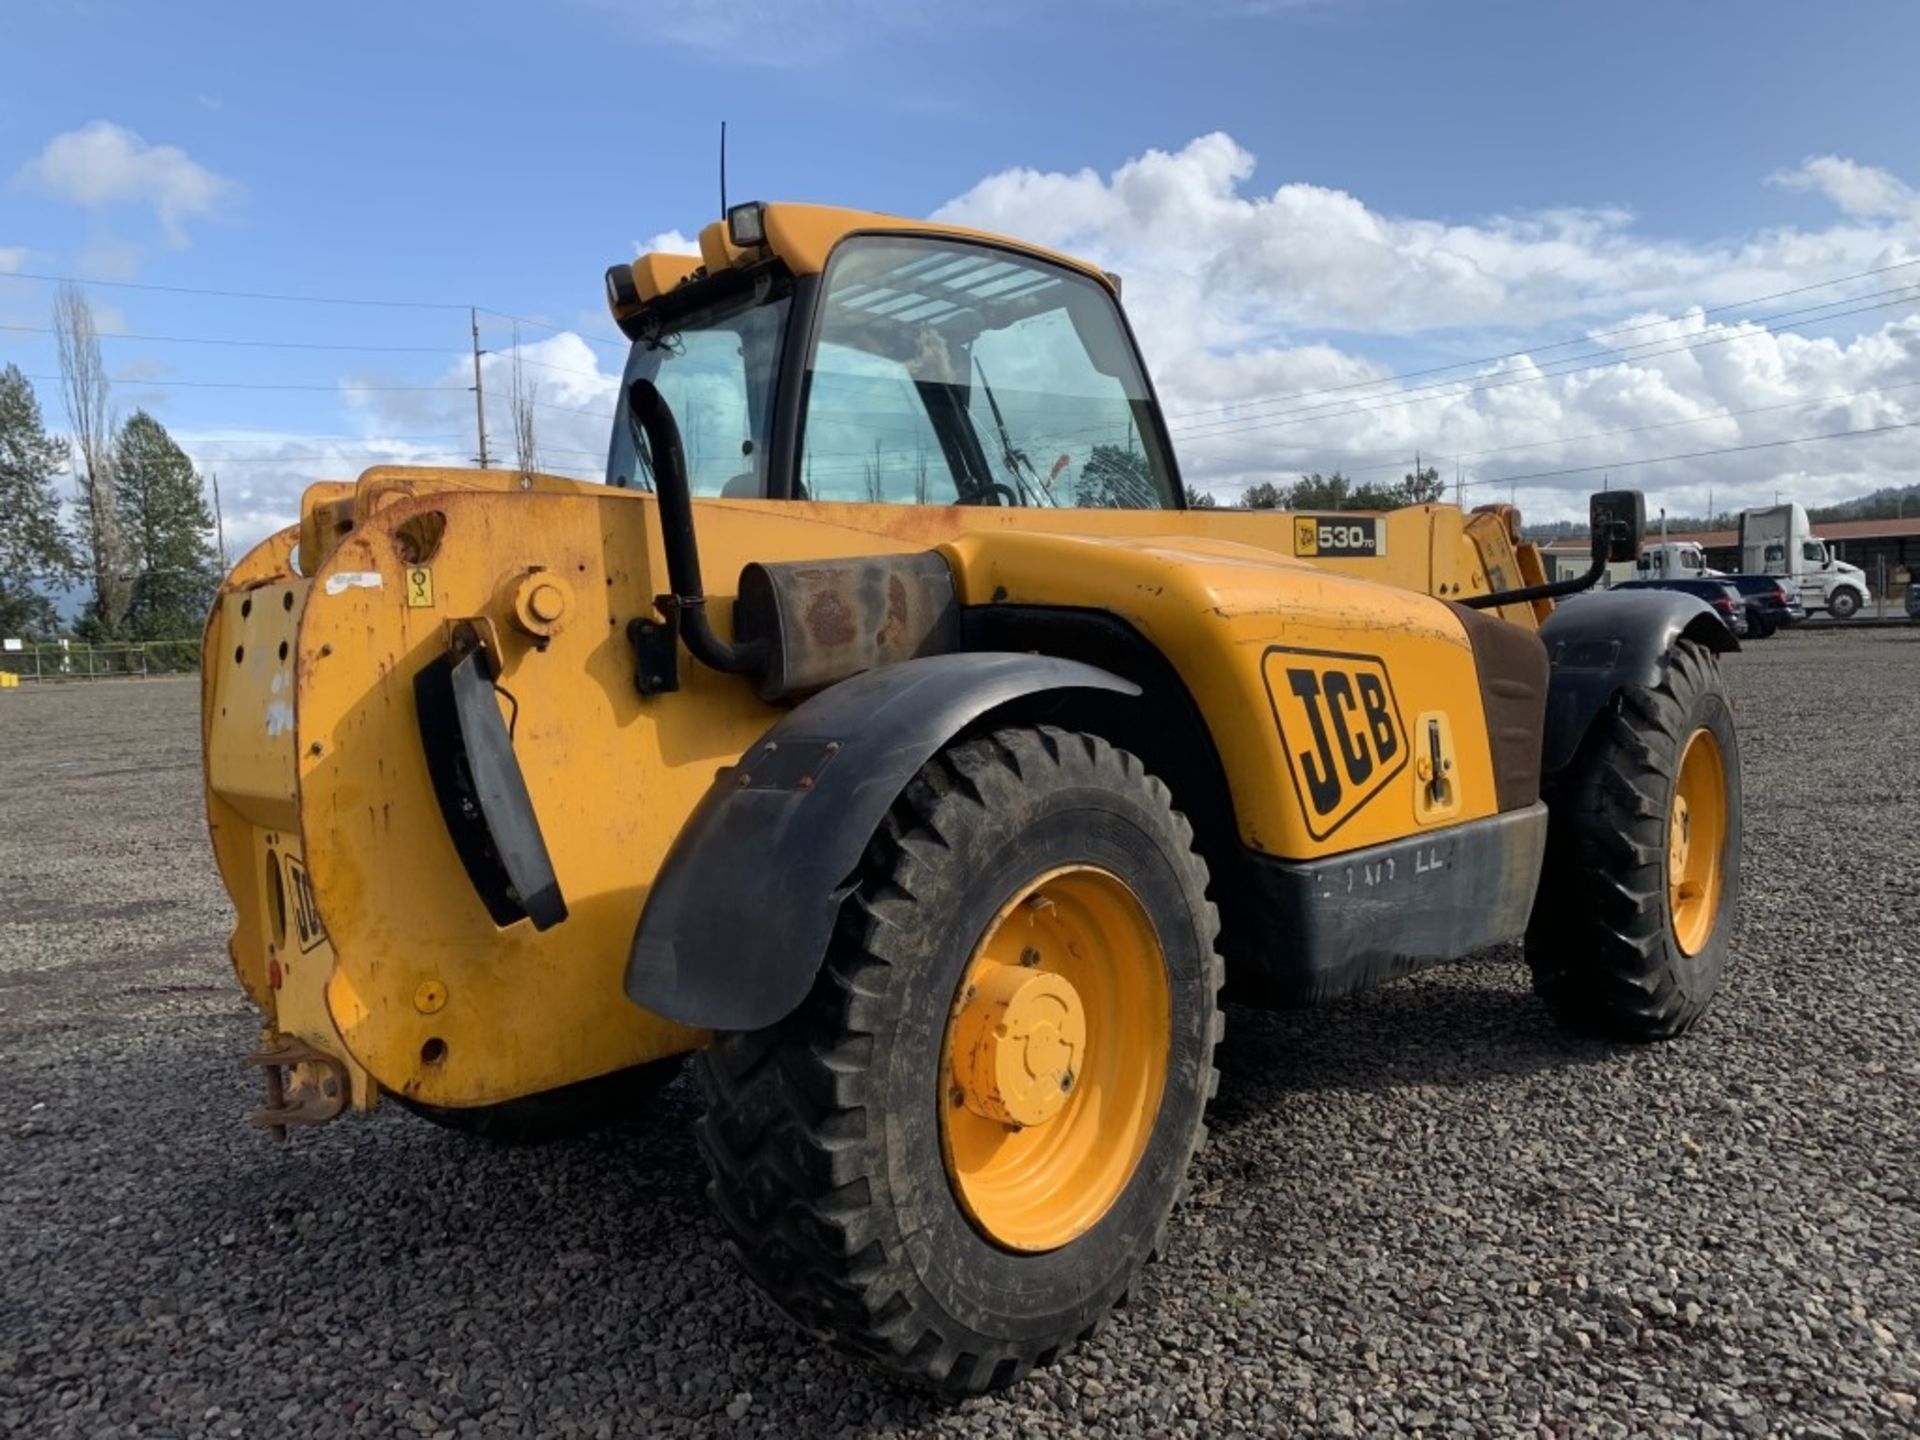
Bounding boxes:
[1459,539,1615,610]
[1461,489,1642,610]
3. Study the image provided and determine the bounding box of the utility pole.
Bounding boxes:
[470,307,490,469]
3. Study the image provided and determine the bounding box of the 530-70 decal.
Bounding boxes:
[1293,514,1385,557]
[1261,646,1409,839]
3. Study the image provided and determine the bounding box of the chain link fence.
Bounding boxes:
[0,640,202,681]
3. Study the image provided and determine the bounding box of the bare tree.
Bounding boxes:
[510,325,539,482]
[913,438,931,505]
[53,285,129,633]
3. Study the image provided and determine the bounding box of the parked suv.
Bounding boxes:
[1723,573,1807,638]
[1612,577,1750,639]
[1907,583,1920,620]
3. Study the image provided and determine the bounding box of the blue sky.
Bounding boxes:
[5,0,1920,542]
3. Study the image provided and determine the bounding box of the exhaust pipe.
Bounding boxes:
[625,378,767,678]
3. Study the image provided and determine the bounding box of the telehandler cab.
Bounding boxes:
[201,202,1742,1392]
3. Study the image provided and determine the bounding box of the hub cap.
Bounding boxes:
[1668,727,1727,956]
[939,865,1171,1253]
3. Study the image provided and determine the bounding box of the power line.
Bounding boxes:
[185,431,468,445]
[21,371,467,394]
[480,346,616,380]
[1172,288,1920,443]
[476,307,626,352]
[1173,284,1920,438]
[518,395,615,417]
[1160,254,1920,427]
[0,270,630,347]
[172,451,478,465]
[1206,379,1920,490]
[1461,417,1920,488]
[0,322,458,354]
[0,269,471,311]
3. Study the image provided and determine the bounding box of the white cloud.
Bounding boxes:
[937,134,1920,521]
[178,134,1920,543]
[0,245,26,273]
[15,120,239,246]
[636,229,700,257]
[327,330,623,503]
[180,429,486,557]
[1771,155,1919,221]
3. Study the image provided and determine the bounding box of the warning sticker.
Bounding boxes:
[405,567,435,608]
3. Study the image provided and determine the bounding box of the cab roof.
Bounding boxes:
[611,201,1117,328]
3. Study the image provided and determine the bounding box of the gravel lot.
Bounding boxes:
[3,630,1917,1438]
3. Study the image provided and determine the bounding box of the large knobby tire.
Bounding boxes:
[397,1056,684,1143]
[1527,639,1741,1040]
[697,726,1223,1394]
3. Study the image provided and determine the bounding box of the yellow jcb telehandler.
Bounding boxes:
[201,202,1741,1392]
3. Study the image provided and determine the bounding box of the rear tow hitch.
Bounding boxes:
[245,1033,349,1140]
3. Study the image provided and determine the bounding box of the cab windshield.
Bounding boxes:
[607,235,1180,509]
[799,236,1178,508]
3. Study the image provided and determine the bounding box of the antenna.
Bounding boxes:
[719,120,729,217]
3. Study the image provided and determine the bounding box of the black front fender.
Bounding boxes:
[625,652,1139,1031]
[1539,590,1738,775]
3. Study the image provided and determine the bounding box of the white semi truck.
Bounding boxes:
[1737,503,1872,619]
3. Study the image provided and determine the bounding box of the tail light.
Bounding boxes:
[1713,596,1734,612]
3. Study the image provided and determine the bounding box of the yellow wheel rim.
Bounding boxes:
[939,865,1171,1253]
[1667,727,1728,956]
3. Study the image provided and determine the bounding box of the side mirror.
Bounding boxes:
[1590,490,1644,563]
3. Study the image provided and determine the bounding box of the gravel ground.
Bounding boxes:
[3,630,1917,1438]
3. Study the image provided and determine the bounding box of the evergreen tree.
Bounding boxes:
[1287,472,1352,510]
[1350,464,1445,510]
[0,364,77,639]
[1240,480,1286,509]
[114,410,219,640]
[1183,484,1218,509]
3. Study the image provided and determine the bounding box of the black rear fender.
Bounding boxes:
[625,652,1138,1031]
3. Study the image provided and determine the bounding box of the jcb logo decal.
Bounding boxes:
[1262,646,1408,839]
[284,854,328,953]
